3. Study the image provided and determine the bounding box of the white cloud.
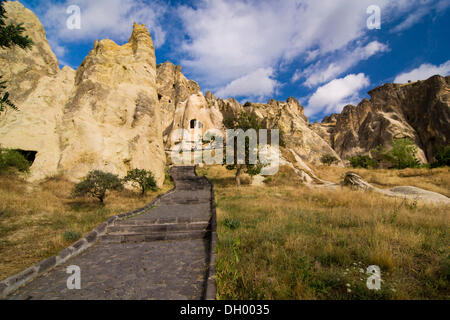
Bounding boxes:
[393,60,450,83]
[390,0,450,33]
[215,68,279,100]
[391,6,429,33]
[306,73,370,117]
[178,0,398,94]
[298,41,389,87]
[38,0,167,58]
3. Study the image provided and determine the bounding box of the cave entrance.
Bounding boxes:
[14,149,37,165]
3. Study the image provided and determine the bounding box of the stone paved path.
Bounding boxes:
[7,166,213,300]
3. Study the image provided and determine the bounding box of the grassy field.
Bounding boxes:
[0,172,173,280]
[197,165,449,300]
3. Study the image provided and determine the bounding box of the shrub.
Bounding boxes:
[0,148,30,173]
[123,168,158,195]
[62,231,81,242]
[320,154,339,166]
[72,170,123,203]
[384,138,421,169]
[349,155,378,169]
[430,145,450,168]
[224,218,241,230]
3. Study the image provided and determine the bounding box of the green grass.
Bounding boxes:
[205,165,449,300]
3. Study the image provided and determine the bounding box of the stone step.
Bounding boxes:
[107,221,210,234]
[99,230,209,244]
[117,216,209,225]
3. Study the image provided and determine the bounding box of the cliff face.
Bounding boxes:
[1,2,448,183]
[0,2,166,185]
[326,76,450,162]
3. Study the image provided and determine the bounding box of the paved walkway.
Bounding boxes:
[7,166,213,300]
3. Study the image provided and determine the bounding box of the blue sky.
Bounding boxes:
[19,0,450,121]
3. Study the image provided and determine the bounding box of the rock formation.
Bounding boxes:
[321,76,450,163]
[156,62,223,150]
[1,1,448,186]
[343,172,450,204]
[0,2,166,185]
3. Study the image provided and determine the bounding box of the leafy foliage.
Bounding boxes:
[123,168,158,195]
[223,112,266,186]
[72,170,123,203]
[0,0,33,113]
[349,155,378,169]
[0,148,30,173]
[384,138,421,169]
[320,154,339,166]
[430,145,450,168]
[62,230,81,242]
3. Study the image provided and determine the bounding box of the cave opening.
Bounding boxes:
[14,149,37,165]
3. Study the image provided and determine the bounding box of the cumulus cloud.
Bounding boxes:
[393,60,450,83]
[296,41,389,87]
[215,68,279,100]
[178,0,398,94]
[37,0,167,58]
[177,0,439,99]
[306,73,370,117]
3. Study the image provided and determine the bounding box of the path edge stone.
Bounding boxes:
[195,166,218,300]
[0,186,176,299]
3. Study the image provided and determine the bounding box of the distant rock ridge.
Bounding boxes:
[317,76,450,163]
[0,1,448,185]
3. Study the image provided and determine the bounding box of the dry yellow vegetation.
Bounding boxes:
[0,172,173,280]
[197,165,449,299]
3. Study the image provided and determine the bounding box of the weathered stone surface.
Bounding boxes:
[343,172,450,204]
[327,76,450,163]
[226,97,343,165]
[0,4,166,185]
[156,62,223,150]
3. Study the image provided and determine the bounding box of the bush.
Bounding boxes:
[123,168,158,195]
[320,154,339,166]
[430,145,450,168]
[349,155,378,169]
[62,231,81,242]
[0,148,30,173]
[384,138,421,169]
[72,170,123,203]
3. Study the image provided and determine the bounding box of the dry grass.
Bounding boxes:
[312,165,450,197]
[197,165,450,300]
[0,172,173,280]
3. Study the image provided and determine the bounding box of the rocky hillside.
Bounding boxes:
[0,2,166,185]
[0,2,448,184]
[314,76,450,163]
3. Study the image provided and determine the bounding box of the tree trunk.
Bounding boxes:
[235,165,242,187]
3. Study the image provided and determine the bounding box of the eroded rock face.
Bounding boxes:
[327,76,450,163]
[0,3,165,185]
[240,98,343,165]
[0,1,59,105]
[156,62,223,150]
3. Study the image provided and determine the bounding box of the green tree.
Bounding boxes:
[349,155,378,169]
[384,138,421,169]
[430,145,450,168]
[72,170,123,203]
[123,168,158,195]
[0,0,33,113]
[223,112,266,187]
[320,154,339,166]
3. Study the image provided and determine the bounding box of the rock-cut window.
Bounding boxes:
[190,119,203,129]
